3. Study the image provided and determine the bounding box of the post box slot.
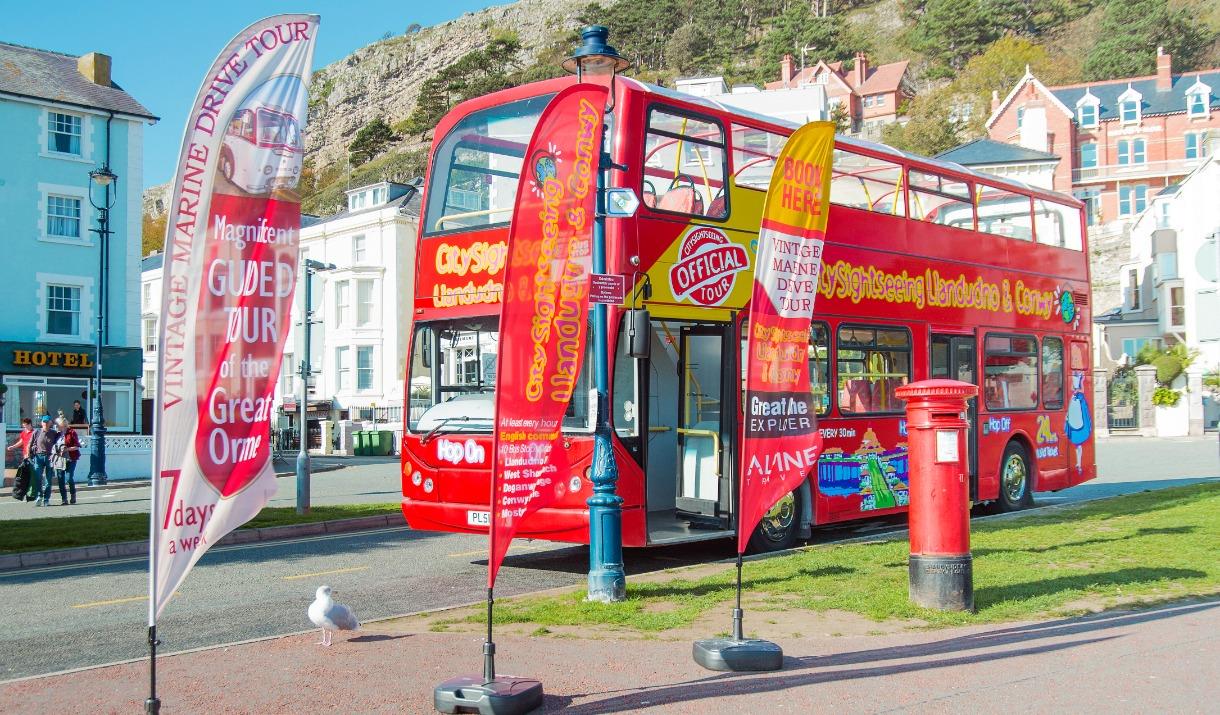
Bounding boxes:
[932,412,960,420]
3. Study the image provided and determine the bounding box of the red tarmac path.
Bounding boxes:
[3,598,1216,714]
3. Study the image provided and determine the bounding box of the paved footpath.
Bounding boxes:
[2,598,1216,714]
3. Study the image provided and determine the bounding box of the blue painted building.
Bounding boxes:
[0,42,156,438]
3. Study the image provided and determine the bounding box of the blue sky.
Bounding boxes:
[1,0,501,188]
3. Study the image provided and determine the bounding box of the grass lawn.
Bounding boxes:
[462,482,1220,633]
[0,503,402,554]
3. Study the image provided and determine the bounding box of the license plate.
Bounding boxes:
[466,510,490,527]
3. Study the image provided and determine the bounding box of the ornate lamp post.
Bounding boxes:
[563,26,632,603]
[87,165,118,486]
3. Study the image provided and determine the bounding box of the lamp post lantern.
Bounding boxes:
[296,258,336,514]
[564,25,631,603]
[87,165,118,486]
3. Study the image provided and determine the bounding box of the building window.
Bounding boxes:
[352,234,366,263]
[1119,185,1147,216]
[1077,103,1098,127]
[1074,188,1101,226]
[371,186,387,204]
[1120,99,1140,124]
[1118,139,1145,166]
[281,353,294,398]
[1128,268,1141,310]
[143,369,156,400]
[47,195,82,238]
[335,346,351,391]
[356,279,374,326]
[1169,286,1185,327]
[1187,88,1209,118]
[47,112,82,155]
[1079,142,1097,168]
[1185,131,1208,160]
[348,192,367,211]
[983,334,1039,411]
[1017,106,1025,129]
[143,318,157,352]
[335,280,350,327]
[1042,337,1064,410]
[1121,337,1161,361]
[47,284,81,336]
[356,346,374,390]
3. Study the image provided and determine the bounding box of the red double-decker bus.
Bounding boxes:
[400,75,1096,552]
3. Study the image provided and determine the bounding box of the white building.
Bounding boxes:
[673,76,830,126]
[140,251,163,405]
[277,181,422,453]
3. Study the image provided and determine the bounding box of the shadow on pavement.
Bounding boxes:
[550,599,1219,714]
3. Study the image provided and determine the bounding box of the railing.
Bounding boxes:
[348,404,403,423]
[1073,157,1206,184]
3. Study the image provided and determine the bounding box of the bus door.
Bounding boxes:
[931,333,979,499]
[637,319,732,530]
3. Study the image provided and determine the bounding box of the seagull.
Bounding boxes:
[308,585,359,646]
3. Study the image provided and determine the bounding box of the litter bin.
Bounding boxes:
[352,431,369,457]
[374,430,394,456]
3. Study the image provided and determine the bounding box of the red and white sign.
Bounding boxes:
[668,226,749,306]
[150,15,319,620]
[488,84,606,588]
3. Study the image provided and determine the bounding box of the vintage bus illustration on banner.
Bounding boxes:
[400,75,1096,553]
[219,76,306,195]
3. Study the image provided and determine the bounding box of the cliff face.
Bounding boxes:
[303,0,590,170]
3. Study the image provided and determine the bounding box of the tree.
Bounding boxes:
[401,35,524,138]
[880,85,963,156]
[142,212,167,256]
[830,102,852,133]
[1082,0,1216,80]
[665,22,713,74]
[953,35,1080,134]
[348,118,397,166]
[905,0,1000,77]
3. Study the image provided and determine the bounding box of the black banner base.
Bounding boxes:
[434,675,543,715]
[909,553,974,612]
[693,638,784,672]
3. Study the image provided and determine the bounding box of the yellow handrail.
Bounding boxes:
[677,427,721,477]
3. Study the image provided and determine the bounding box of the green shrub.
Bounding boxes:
[1152,386,1181,407]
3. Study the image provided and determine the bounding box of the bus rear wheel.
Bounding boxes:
[996,441,1033,512]
[747,488,802,553]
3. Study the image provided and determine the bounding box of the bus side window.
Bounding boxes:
[830,149,907,217]
[835,325,911,415]
[909,169,973,227]
[1042,336,1064,409]
[730,124,787,192]
[644,108,728,219]
[976,185,1034,241]
[983,334,1039,411]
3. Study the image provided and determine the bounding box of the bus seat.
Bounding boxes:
[642,189,657,208]
[706,194,726,218]
[845,380,872,412]
[658,187,703,215]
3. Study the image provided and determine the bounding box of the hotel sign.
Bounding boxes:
[11,349,95,369]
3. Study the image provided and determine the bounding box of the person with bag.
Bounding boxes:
[29,415,59,507]
[53,416,82,505]
[5,417,34,501]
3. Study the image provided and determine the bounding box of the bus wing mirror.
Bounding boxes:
[627,309,650,359]
[420,331,433,369]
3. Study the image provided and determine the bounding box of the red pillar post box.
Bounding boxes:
[894,379,978,611]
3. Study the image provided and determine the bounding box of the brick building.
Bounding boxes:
[766,52,912,138]
[986,48,1219,231]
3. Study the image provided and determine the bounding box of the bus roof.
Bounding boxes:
[627,78,1081,208]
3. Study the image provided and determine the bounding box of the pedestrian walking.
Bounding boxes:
[28,415,59,507]
[53,416,81,505]
[5,417,35,502]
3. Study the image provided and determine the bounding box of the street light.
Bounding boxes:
[296,258,336,514]
[87,165,118,486]
[565,25,631,603]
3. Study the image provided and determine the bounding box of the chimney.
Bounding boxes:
[1156,46,1172,90]
[853,52,868,88]
[781,54,794,86]
[991,90,1001,113]
[76,52,112,87]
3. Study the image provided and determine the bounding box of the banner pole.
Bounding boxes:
[146,624,160,714]
[732,553,744,642]
[483,587,495,684]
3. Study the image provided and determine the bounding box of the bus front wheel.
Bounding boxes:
[747,488,803,553]
[996,441,1033,512]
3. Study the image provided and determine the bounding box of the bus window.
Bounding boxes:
[644,108,728,218]
[809,322,831,415]
[1034,199,1083,250]
[423,94,553,236]
[909,169,973,228]
[983,334,1039,411]
[731,124,787,192]
[975,185,1033,241]
[830,149,906,216]
[836,325,911,414]
[407,317,593,433]
[1042,337,1064,409]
